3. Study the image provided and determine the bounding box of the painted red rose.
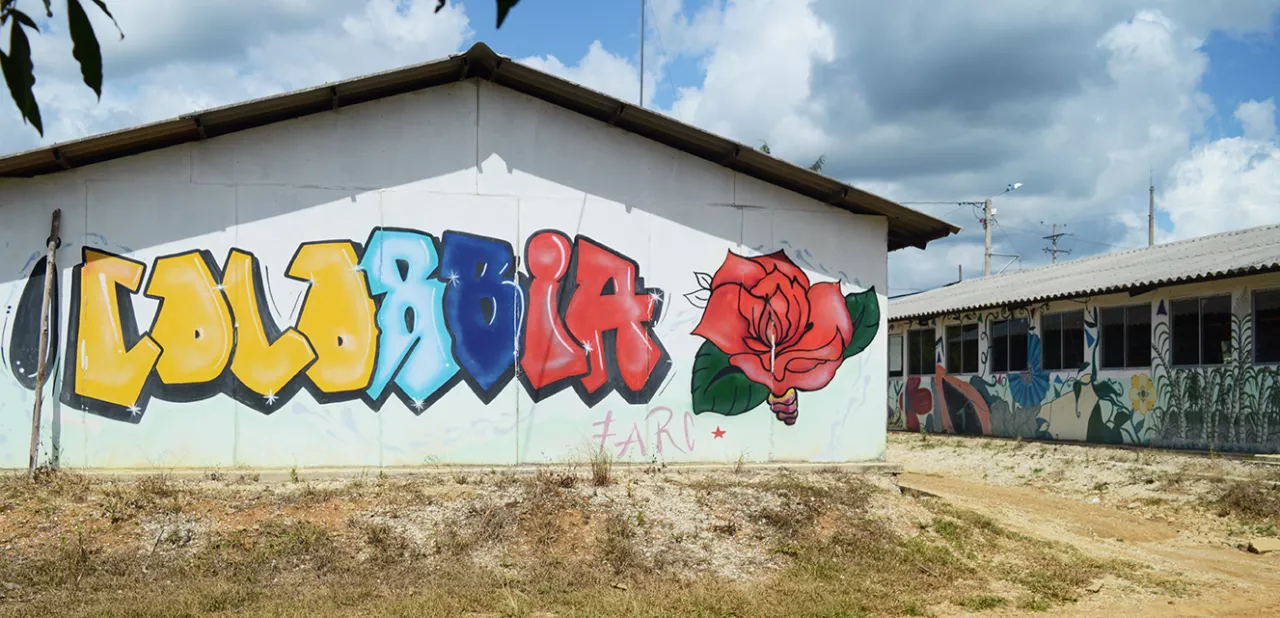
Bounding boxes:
[692,251,853,396]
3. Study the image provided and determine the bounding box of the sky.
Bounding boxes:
[1,0,1278,296]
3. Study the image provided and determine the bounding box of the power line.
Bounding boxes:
[992,219,1025,265]
[994,223,1138,251]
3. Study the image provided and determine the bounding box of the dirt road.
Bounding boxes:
[891,433,1280,617]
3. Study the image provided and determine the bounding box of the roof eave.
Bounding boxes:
[0,43,959,250]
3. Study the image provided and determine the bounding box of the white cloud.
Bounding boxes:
[1235,98,1278,141]
[2,0,1279,297]
[518,41,648,105]
[1,0,472,152]
[662,0,833,157]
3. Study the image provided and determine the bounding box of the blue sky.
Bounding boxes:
[1200,12,1280,140]
[463,0,708,110]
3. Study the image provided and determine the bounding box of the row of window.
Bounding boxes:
[889,289,1280,377]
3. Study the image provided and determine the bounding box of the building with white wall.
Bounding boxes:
[887,224,1280,453]
[0,43,956,470]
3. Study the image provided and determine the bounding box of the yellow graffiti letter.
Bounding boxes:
[144,252,234,385]
[288,243,378,393]
[74,250,161,407]
[223,250,316,396]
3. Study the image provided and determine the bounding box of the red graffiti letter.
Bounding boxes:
[521,231,588,389]
[564,238,660,394]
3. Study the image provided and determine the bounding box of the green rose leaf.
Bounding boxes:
[691,341,769,416]
[841,287,881,359]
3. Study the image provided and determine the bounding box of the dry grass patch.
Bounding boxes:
[1210,480,1280,522]
[0,468,1190,618]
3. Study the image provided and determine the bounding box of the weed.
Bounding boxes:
[162,526,196,548]
[955,594,1007,610]
[289,467,299,483]
[733,452,747,474]
[351,519,415,562]
[136,473,178,499]
[1211,480,1280,521]
[533,468,578,490]
[589,447,614,486]
[599,512,644,574]
[711,519,739,536]
[1017,596,1052,611]
[452,472,470,485]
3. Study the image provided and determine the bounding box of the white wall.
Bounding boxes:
[0,80,889,469]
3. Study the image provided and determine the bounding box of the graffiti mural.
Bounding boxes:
[1147,310,1280,451]
[8,228,670,424]
[888,294,1280,453]
[684,250,880,425]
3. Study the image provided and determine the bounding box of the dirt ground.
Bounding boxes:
[0,434,1276,617]
[890,432,1280,617]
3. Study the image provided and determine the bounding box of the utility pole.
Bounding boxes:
[983,198,993,276]
[903,183,1020,278]
[639,0,645,107]
[1042,223,1071,264]
[1148,171,1155,247]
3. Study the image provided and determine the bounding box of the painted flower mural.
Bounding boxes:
[1130,373,1156,415]
[687,250,879,425]
[1008,334,1050,409]
[901,376,933,431]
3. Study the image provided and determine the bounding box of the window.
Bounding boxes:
[889,335,904,377]
[1255,289,1280,364]
[1099,304,1151,369]
[990,318,1029,373]
[1171,295,1232,366]
[1042,311,1085,371]
[906,329,936,376]
[945,323,979,374]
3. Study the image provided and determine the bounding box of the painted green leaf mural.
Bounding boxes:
[841,287,880,359]
[691,341,769,417]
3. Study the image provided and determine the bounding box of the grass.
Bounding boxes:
[0,468,1186,618]
[955,594,1007,610]
[588,447,614,486]
[1210,480,1280,522]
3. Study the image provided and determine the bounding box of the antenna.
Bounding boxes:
[1148,167,1155,247]
[1042,222,1071,263]
[639,0,645,107]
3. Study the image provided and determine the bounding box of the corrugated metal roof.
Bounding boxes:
[891,223,1280,321]
[0,42,958,251]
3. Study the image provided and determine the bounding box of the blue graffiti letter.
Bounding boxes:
[440,231,524,397]
[361,229,457,409]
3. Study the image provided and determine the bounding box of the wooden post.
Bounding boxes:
[28,209,61,478]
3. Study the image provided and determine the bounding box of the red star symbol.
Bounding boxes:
[712,427,726,439]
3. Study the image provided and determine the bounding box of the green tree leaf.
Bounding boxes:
[691,341,768,416]
[86,0,123,39]
[841,287,881,359]
[496,0,521,28]
[1,18,42,135]
[67,0,103,98]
